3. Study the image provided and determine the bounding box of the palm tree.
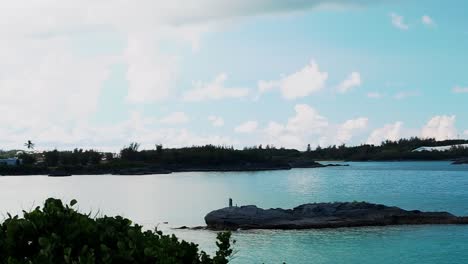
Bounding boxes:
[24,140,35,150]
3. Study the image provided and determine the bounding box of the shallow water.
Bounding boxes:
[1,161,467,263]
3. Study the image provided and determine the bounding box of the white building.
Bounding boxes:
[413,144,468,152]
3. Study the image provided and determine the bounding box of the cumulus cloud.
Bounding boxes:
[367,122,403,145]
[235,121,258,133]
[183,73,249,101]
[337,72,361,93]
[421,115,457,140]
[208,115,224,127]
[0,0,380,107]
[336,117,368,143]
[263,104,329,149]
[159,112,190,124]
[0,110,236,151]
[390,13,409,30]
[287,104,329,133]
[452,86,468,94]
[0,37,112,132]
[260,105,369,149]
[258,60,328,99]
[0,0,394,149]
[421,15,435,26]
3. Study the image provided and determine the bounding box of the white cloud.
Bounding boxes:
[287,104,329,133]
[367,92,383,99]
[258,60,328,99]
[0,37,112,132]
[258,80,278,94]
[208,115,224,127]
[390,13,409,30]
[0,110,238,152]
[124,34,179,103]
[421,15,435,26]
[421,115,457,140]
[261,106,369,148]
[367,122,403,145]
[264,121,304,149]
[0,0,379,105]
[452,86,468,94]
[464,130,468,137]
[263,104,329,149]
[336,117,368,143]
[0,0,409,150]
[235,121,258,133]
[337,72,361,93]
[394,91,420,100]
[159,112,190,124]
[183,73,249,101]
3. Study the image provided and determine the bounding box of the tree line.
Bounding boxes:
[304,137,468,161]
[1,137,467,175]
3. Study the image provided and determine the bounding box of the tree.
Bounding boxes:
[104,152,114,161]
[24,140,35,150]
[44,150,60,167]
[17,152,36,165]
[120,142,141,161]
[156,144,163,154]
[307,144,311,152]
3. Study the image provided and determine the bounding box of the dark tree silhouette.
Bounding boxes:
[24,140,35,150]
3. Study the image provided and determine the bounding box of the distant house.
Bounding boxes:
[413,144,468,152]
[0,158,20,166]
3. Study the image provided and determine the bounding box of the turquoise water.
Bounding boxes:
[0,161,467,263]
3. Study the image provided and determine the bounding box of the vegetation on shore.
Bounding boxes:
[0,198,234,263]
[1,144,322,175]
[1,137,467,175]
[305,138,468,161]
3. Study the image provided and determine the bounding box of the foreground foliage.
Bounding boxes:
[0,198,233,264]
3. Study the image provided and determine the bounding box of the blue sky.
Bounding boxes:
[0,0,467,151]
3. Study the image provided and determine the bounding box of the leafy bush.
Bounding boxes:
[0,198,234,264]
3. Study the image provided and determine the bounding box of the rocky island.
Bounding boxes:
[205,202,468,230]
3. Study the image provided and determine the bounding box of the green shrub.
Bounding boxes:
[0,198,234,264]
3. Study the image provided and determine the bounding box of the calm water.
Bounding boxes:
[1,161,468,263]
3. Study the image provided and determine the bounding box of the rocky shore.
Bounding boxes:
[205,202,468,230]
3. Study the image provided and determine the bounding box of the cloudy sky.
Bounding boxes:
[1,0,467,151]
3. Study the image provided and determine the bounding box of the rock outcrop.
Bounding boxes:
[205,202,468,230]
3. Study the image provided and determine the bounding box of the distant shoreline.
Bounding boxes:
[2,159,467,177]
[1,162,348,176]
[2,138,467,176]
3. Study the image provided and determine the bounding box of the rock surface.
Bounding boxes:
[205,202,468,230]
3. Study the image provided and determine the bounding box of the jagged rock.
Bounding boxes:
[205,202,468,230]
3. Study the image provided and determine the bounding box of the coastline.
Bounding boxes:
[1,161,345,176]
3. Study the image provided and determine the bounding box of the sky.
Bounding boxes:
[0,0,467,151]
